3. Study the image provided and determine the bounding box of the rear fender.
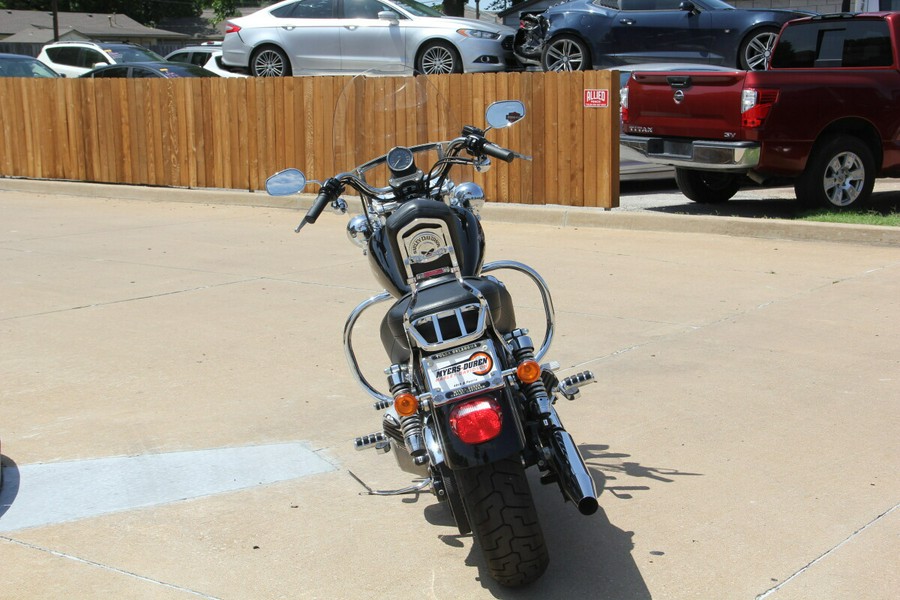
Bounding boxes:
[431,387,525,470]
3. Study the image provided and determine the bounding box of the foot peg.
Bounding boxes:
[354,432,391,453]
[557,370,596,401]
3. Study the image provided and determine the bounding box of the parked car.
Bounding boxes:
[37,41,166,78]
[0,53,60,77]
[515,0,813,72]
[79,62,219,78]
[612,63,739,181]
[165,42,247,78]
[221,0,516,76]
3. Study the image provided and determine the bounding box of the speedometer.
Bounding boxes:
[387,146,415,176]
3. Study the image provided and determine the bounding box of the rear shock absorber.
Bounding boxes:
[386,364,428,465]
[506,329,553,417]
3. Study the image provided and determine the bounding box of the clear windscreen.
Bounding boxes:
[332,66,459,187]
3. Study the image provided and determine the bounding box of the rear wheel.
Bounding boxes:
[542,35,590,72]
[251,46,289,77]
[794,135,875,209]
[739,27,779,70]
[457,457,548,587]
[675,168,741,203]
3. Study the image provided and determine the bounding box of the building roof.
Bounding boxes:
[0,9,188,40]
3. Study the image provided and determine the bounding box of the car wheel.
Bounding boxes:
[794,135,875,209]
[417,42,461,75]
[251,46,289,77]
[675,168,741,203]
[739,27,779,71]
[541,35,590,72]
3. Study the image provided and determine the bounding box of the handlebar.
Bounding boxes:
[482,141,516,163]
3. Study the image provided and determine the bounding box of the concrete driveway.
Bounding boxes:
[1,181,898,599]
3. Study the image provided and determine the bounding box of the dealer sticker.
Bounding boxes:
[423,341,503,404]
[584,89,609,108]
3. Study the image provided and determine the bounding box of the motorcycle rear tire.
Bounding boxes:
[457,457,549,587]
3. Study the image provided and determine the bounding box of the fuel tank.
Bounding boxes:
[367,199,485,298]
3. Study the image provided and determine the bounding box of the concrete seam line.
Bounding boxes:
[0,536,222,599]
[754,502,900,599]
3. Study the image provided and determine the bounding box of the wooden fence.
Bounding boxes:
[0,71,619,208]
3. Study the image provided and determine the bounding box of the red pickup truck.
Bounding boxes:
[619,12,900,209]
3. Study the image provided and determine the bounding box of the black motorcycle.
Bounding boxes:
[266,72,598,587]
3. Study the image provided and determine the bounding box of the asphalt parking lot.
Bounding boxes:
[1,179,898,599]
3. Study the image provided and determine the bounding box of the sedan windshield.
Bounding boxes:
[103,46,165,63]
[0,56,58,77]
[389,0,443,17]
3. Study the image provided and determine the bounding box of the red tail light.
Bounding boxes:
[741,88,778,129]
[225,23,241,35]
[450,397,502,445]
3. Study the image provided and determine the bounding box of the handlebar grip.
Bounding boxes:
[305,189,332,225]
[482,142,516,163]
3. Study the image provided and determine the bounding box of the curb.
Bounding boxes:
[2,177,898,246]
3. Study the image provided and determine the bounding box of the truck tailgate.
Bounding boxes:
[624,71,747,140]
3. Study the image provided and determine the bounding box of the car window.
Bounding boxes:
[82,49,110,68]
[771,20,893,68]
[190,53,210,67]
[46,47,80,66]
[620,0,684,10]
[92,66,129,78]
[344,0,388,19]
[131,67,160,78]
[168,52,191,63]
[389,0,441,17]
[272,0,336,18]
[103,46,164,63]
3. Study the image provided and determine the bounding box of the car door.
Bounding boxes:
[338,0,407,72]
[272,0,345,73]
[608,0,715,65]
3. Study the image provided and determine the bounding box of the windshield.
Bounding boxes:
[103,46,165,63]
[0,56,59,77]
[331,66,458,185]
[388,0,443,17]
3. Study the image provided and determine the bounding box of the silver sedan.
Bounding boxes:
[222,0,516,76]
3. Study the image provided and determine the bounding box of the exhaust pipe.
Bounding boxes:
[545,410,599,515]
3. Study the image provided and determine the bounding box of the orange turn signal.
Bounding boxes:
[393,392,419,417]
[516,360,542,384]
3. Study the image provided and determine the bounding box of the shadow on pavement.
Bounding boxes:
[417,443,705,598]
[621,180,900,220]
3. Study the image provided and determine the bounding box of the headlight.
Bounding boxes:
[457,29,501,40]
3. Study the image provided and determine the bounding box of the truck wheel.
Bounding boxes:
[251,46,290,77]
[457,457,549,587]
[675,168,741,203]
[794,135,875,209]
[542,35,591,71]
[739,27,779,71]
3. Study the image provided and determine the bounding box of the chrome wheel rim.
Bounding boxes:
[420,46,455,74]
[254,50,285,77]
[744,32,777,71]
[823,151,865,207]
[545,39,585,71]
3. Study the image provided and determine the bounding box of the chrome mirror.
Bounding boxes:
[485,101,526,129]
[265,168,307,196]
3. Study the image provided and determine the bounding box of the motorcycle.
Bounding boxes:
[266,72,598,587]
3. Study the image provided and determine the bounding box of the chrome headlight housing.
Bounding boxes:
[452,182,486,217]
[457,29,501,40]
[346,214,372,249]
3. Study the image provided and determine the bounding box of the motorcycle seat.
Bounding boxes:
[380,276,516,364]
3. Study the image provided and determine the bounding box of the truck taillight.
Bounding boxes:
[620,86,629,123]
[741,88,778,128]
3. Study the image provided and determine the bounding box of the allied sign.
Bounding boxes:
[584,89,610,108]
